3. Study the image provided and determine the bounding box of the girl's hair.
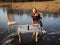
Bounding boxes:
[33,8,37,13]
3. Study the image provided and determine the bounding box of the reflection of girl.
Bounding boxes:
[31,8,43,30]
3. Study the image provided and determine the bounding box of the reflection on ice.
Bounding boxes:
[47,32,60,34]
[58,38,60,41]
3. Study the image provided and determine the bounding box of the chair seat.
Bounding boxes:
[8,22,17,26]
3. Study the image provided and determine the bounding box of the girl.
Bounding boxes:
[31,8,43,30]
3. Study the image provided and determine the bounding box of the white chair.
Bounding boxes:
[7,14,18,33]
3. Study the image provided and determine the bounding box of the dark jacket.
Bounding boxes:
[31,13,42,21]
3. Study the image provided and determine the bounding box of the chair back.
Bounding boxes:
[7,14,15,22]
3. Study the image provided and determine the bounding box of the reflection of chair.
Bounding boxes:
[7,14,18,33]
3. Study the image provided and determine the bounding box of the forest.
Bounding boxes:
[0,0,54,2]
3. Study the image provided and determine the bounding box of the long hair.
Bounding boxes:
[32,8,37,13]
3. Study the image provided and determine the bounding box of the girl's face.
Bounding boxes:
[33,9,36,13]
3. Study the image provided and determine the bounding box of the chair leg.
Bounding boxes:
[42,33,45,40]
[16,24,18,30]
[15,24,18,32]
[8,25,10,33]
[32,32,35,39]
[18,32,22,43]
[33,32,35,36]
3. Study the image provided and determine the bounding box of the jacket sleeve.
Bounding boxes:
[38,13,42,19]
[31,13,33,18]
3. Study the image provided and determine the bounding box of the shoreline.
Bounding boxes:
[0,2,60,13]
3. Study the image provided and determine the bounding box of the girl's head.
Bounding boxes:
[32,8,37,13]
